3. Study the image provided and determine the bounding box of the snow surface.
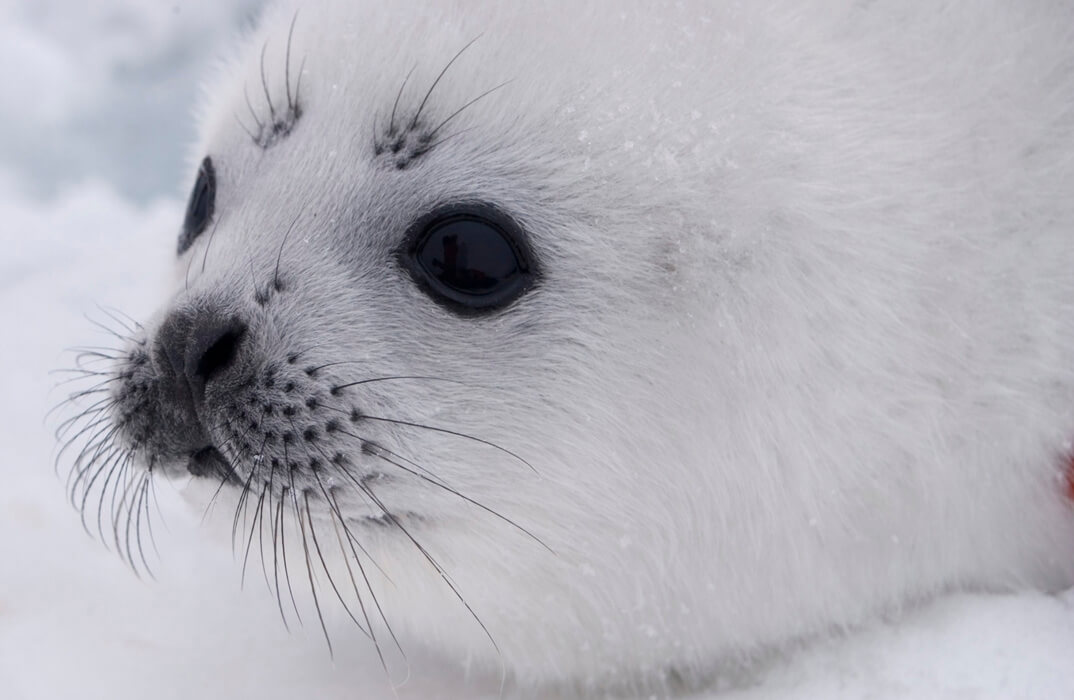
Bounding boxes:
[1,2,1072,698]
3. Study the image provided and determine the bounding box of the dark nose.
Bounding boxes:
[156,307,247,406]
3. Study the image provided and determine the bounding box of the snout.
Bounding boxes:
[117,301,252,479]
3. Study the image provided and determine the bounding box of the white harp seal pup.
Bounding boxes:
[59,0,1074,694]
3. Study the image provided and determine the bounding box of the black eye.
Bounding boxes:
[403,204,537,313]
[177,156,216,255]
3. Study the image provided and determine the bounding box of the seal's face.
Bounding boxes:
[74,2,713,686]
[59,0,1074,692]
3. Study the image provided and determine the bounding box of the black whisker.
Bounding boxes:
[354,478,501,656]
[360,437,552,553]
[259,41,277,125]
[241,482,269,588]
[427,80,512,140]
[184,234,197,292]
[231,406,270,551]
[95,303,138,335]
[278,444,303,624]
[326,492,394,673]
[274,209,304,292]
[54,395,113,444]
[65,345,125,358]
[410,35,482,129]
[315,399,536,474]
[284,10,300,114]
[269,479,292,631]
[101,305,144,332]
[244,84,266,134]
[234,112,259,142]
[83,314,130,344]
[326,489,402,641]
[293,54,307,111]
[324,373,475,392]
[389,65,417,136]
[291,483,333,657]
[132,474,156,578]
[70,427,122,507]
[424,125,480,153]
[199,210,225,275]
[304,491,374,640]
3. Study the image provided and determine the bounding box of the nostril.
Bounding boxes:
[154,307,249,419]
[196,325,245,384]
[185,315,247,393]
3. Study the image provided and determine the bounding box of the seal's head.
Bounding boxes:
[59,0,1074,692]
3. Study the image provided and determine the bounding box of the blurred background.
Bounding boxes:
[2,0,261,201]
[1,2,1072,699]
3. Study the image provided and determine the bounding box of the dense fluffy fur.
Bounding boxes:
[75,0,1074,694]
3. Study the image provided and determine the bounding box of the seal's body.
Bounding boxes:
[65,0,1074,692]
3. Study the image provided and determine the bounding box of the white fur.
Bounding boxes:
[168,0,1074,692]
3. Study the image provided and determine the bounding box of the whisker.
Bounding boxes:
[328,374,475,391]
[314,400,536,474]
[286,418,376,647]
[109,457,141,561]
[328,488,405,659]
[284,10,300,114]
[426,80,512,140]
[325,491,392,671]
[298,430,400,585]
[361,438,552,553]
[278,444,303,624]
[184,234,198,292]
[241,482,269,588]
[100,304,144,332]
[293,54,307,111]
[269,479,292,631]
[131,473,155,578]
[65,423,117,497]
[303,490,373,640]
[410,35,482,129]
[142,472,163,560]
[231,407,270,552]
[389,65,417,136]
[64,345,124,357]
[274,209,305,292]
[244,84,266,135]
[95,303,138,335]
[234,112,259,142]
[259,41,277,125]
[284,342,331,365]
[424,124,480,153]
[78,447,126,539]
[67,429,117,498]
[355,479,501,656]
[290,482,333,657]
[54,397,113,446]
[69,426,122,507]
[57,386,114,412]
[83,314,131,344]
[258,447,283,591]
[199,210,226,275]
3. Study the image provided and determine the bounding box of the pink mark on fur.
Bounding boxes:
[1065,453,1074,503]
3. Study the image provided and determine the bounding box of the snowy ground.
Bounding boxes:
[2,2,1072,698]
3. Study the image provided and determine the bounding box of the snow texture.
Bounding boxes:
[0,2,1071,698]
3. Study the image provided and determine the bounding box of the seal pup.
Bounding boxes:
[57,0,1074,694]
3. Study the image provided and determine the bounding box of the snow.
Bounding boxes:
[1,2,1071,698]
